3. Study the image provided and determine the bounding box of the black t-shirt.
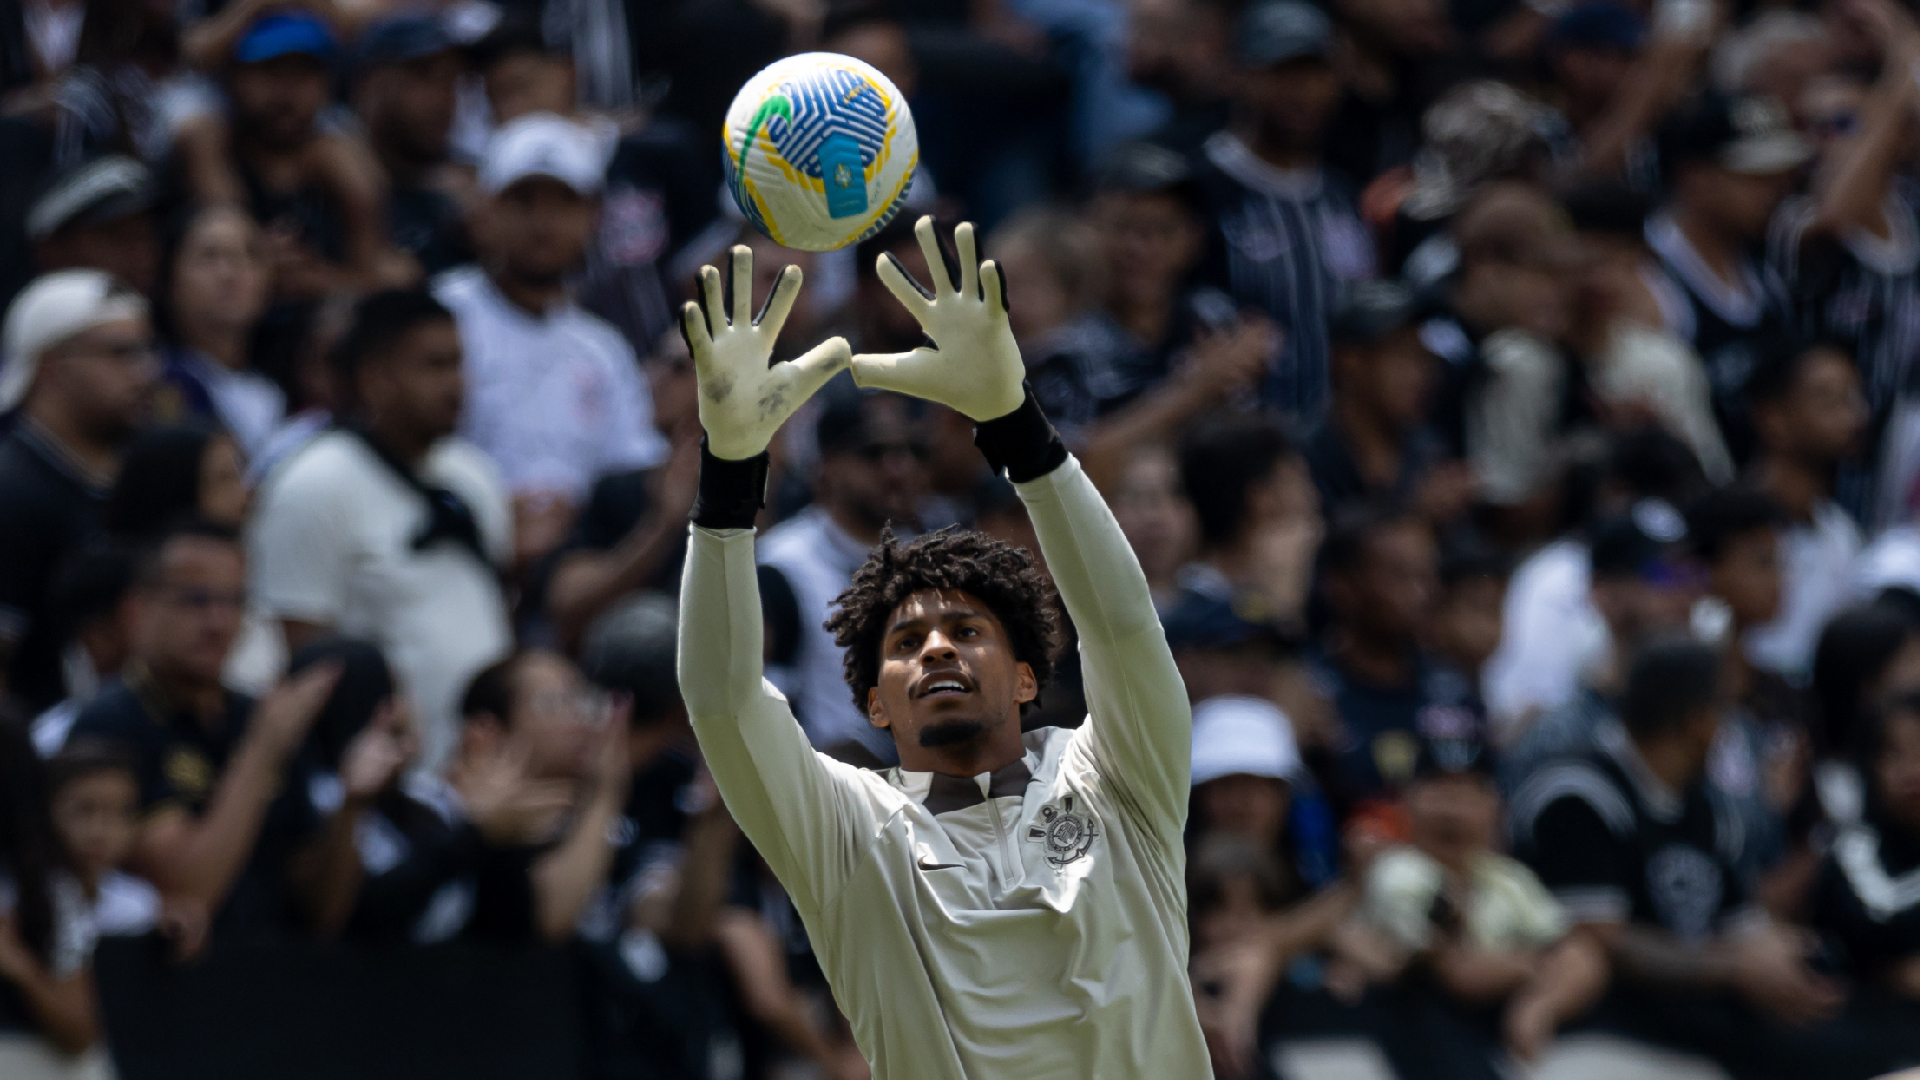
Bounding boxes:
[340,779,540,946]
[1309,648,1484,806]
[1511,738,1753,941]
[580,119,719,356]
[0,423,110,712]
[389,184,472,279]
[1811,814,1920,979]
[67,669,319,939]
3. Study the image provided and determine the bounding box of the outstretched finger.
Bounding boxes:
[680,301,713,371]
[728,245,753,328]
[914,215,954,296]
[779,336,852,406]
[955,221,979,300]
[757,265,803,338]
[698,265,727,330]
[877,252,935,322]
[981,260,1010,319]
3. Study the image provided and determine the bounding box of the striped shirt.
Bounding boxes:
[1194,131,1376,423]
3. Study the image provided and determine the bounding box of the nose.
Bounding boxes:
[919,629,958,662]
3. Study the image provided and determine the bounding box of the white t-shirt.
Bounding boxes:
[433,268,668,503]
[249,430,513,774]
[1482,538,1608,742]
[1746,501,1860,680]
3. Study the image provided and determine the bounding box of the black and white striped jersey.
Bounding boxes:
[1193,131,1376,424]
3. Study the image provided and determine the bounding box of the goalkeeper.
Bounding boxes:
[677,217,1210,1079]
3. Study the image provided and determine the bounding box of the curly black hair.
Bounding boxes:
[826,527,1060,713]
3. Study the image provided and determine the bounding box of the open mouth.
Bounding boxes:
[915,672,974,700]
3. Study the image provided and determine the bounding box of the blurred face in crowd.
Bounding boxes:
[818,396,928,535]
[1591,563,1700,651]
[644,329,697,438]
[38,213,159,296]
[52,768,139,885]
[1112,445,1195,587]
[358,50,462,168]
[1755,347,1866,465]
[1678,162,1797,241]
[867,589,1036,759]
[1091,190,1203,312]
[1330,522,1437,645]
[1239,58,1342,157]
[199,435,250,527]
[1801,76,1868,159]
[357,316,464,441]
[33,316,158,441]
[1196,773,1291,850]
[170,208,269,342]
[1458,247,1576,340]
[1426,575,1506,675]
[1552,45,1636,115]
[506,650,603,779]
[135,535,246,690]
[1405,773,1499,870]
[1194,868,1279,952]
[1707,527,1782,630]
[483,51,575,125]
[1129,0,1233,98]
[485,178,597,288]
[227,54,331,151]
[1335,327,1434,431]
[1875,709,1920,831]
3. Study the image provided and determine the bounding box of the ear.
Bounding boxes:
[867,686,890,731]
[1013,661,1037,707]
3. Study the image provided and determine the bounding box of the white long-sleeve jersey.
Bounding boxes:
[677,455,1210,1080]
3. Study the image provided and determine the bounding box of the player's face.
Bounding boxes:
[867,588,1036,757]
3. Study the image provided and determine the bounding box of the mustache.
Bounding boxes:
[917,719,987,749]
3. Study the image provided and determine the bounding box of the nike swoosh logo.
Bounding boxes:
[916,858,963,871]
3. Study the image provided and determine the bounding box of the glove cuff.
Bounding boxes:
[974,383,1067,484]
[690,438,771,530]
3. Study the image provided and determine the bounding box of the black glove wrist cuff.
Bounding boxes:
[690,438,770,530]
[974,383,1067,484]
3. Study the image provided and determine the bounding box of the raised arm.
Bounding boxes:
[675,247,867,915]
[852,216,1193,828]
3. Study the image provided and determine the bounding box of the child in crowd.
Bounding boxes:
[1356,734,1606,1078]
[44,741,161,945]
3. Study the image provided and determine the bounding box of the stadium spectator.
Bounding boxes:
[150,206,280,459]
[1194,0,1374,421]
[42,739,164,956]
[348,13,471,281]
[1647,92,1809,459]
[249,289,512,775]
[0,270,153,713]
[436,112,668,569]
[758,379,927,766]
[1303,280,1466,522]
[1511,637,1901,1079]
[65,522,339,939]
[1807,604,1920,824]
[1356,733,1606,1076]
[104,423,248,540]
[1177,413,1322,628]
[1107,443,1196,611]
[26,544,134,756]
[0,716,102,1072]
[24,156,158,296]
[1741,340,1868,681]
[1423,541,1507,725]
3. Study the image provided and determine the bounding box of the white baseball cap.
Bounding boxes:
[0,270,149,411]
[1190,695,1303,787]
[479,112,606,196]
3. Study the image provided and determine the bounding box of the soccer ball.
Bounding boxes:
[722,52,919,253]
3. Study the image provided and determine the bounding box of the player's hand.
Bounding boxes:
[850,216,1027,422]
[683,246,849,461]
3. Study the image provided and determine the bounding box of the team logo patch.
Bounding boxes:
[1026,794,1098,869]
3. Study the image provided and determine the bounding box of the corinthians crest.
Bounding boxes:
[1026,794,1098,869]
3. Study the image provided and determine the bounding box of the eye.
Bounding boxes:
[957,625,979,639]
[894,634,919,652]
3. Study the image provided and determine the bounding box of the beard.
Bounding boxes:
[917,718,987,749]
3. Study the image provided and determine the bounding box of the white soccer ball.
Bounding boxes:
[722,52,919,253]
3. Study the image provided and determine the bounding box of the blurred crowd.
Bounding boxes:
[13,0,1920,1078]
